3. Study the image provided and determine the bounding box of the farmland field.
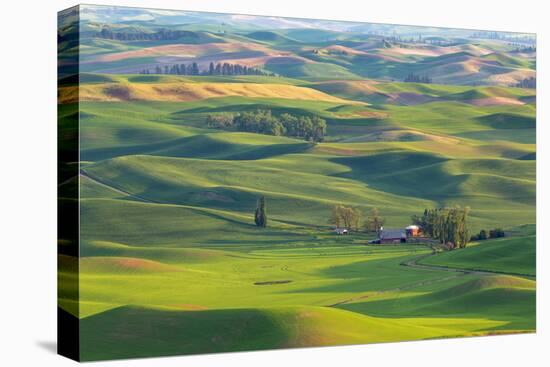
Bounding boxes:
[58,5,536,361]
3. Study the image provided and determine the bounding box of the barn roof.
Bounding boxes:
[379,229,406,239]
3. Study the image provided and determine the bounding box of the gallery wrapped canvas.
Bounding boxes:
[58,4,536,362]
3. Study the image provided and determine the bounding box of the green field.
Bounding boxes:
[58,5,536,361]
[419,233,536,276]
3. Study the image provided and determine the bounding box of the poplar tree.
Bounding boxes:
[254,196,267,227]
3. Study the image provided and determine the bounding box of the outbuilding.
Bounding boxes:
[379,229,407,244]
[334,227,349,235]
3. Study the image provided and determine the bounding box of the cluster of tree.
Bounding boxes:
[363,207,385,234]
[312,48,349,56]
[143,63,199,75]
[140,62,274,77]
[514,77,536,89]
[328,206,385,234]
[411,207,470,249]
[206,113,234,129]
[471,32,536,45]
[424,39,458,46]
[511,45,536,53]
[404,73,432,83]
[382,40,393,48]
[329,205,362,231]
[96,28,202,41]
[373,35,458,47]
[206,110,327,142]
[470,228,505,241]
[379,36,422,45]
[254,196,267,227]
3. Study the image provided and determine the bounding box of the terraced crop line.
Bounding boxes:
[401,251,492,275]
[405,248,536,278]
[328,245,523,308]
[80,170,158,203]
[327,270,466,307]
[79,169,534,307]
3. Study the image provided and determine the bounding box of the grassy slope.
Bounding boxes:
[81,153,433,227]
[72,242,446,316]
[78,92,534,228]
[62,81,360,104]
[58,72,536,360]
[78,21,536,85]
[336,275,535,330]
[75,74,535,234]
[419,235,536,276]
[79,305,505,360]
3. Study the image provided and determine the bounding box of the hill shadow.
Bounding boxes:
[82,134,312,162]
[334,275,535,331]
[328,151,464,204]
[477,113,536,130]
[283,253,437,294]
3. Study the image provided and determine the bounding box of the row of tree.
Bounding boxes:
[140,62,274,77]
[404,72,432,83]
[206,110,327,142]
[514,77,536,89]
[411,207,470,249]
[470,228,505,241]
[329,206,385,233]
[96,28,201,41]
[471,32,536,45]
[375,36,457,47]
[511,45,536,53]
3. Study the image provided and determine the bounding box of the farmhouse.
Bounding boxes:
[379,228,407,244]
[334,227,349,235]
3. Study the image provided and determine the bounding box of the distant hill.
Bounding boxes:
[78,20,536,87]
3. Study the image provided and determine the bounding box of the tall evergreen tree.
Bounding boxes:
[191,62,200,75]
[254,196,267,227]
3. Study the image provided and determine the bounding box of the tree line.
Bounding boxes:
[470,228,505,241]
[514,77,536,89]
[411,207,470,249]
[140,62,275,77]
[404,72,432,83]
[471,32,536,45]
[206,110,327,142]
[511,45,536,53]
[96,28,203,41]
[329,205,385,234]
[376,36,457,47]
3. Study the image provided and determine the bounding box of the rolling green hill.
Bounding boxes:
[78,20,536,87]
[419,235,536,276]
[337,274,535,330]
[79,305,507,360]
[59,8,536,359]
